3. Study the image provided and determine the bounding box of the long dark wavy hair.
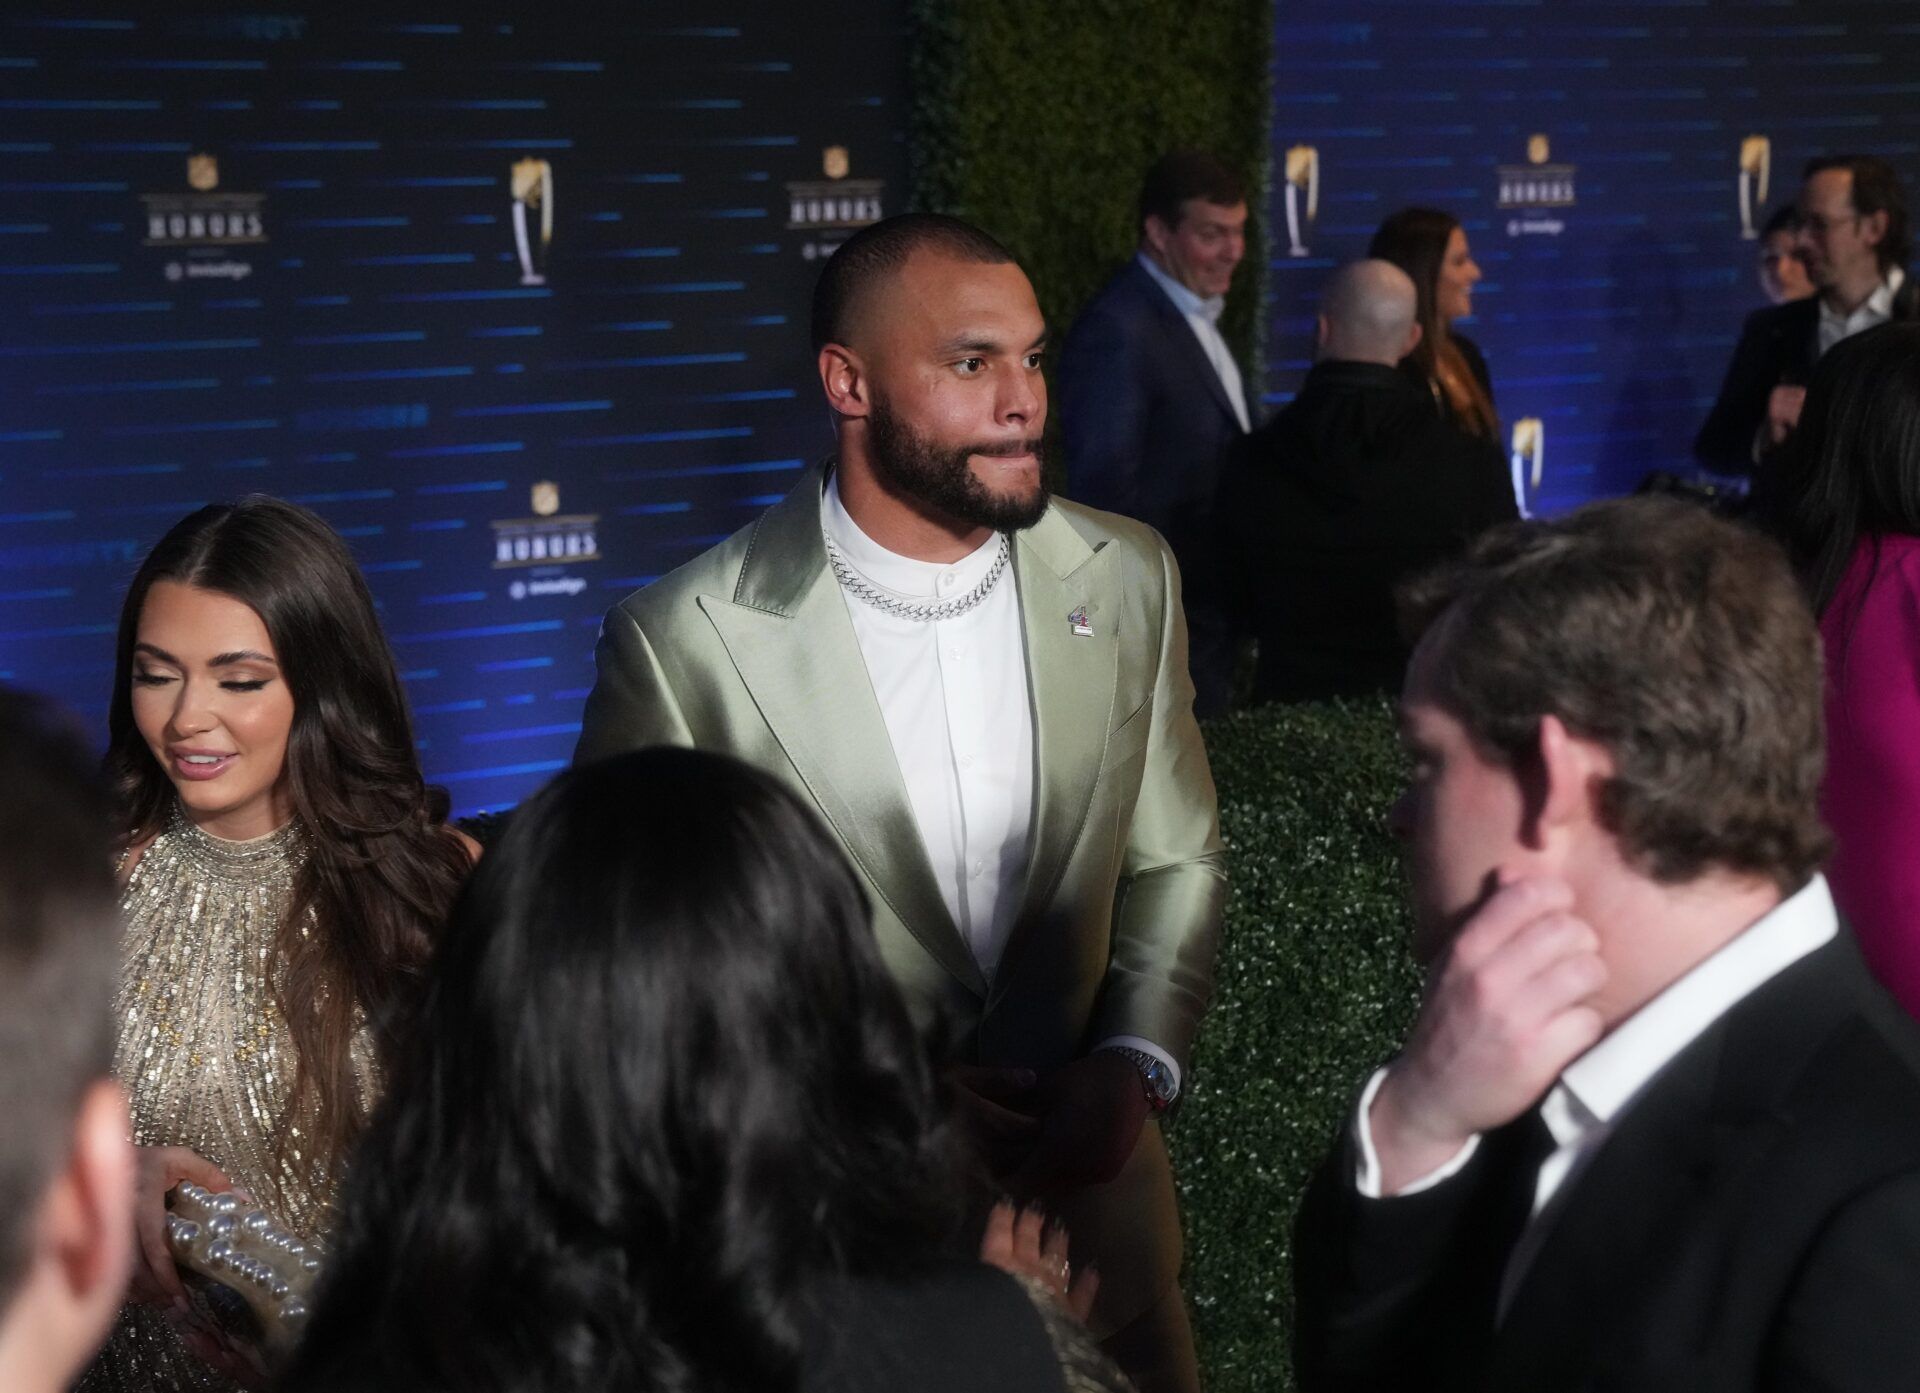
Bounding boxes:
[105,496,470,1187]
[1369,206,1498,438]
[1762,322,1920,620]
[282,747,966,1393]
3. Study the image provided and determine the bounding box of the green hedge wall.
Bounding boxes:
[908,0,1273,386]
[1173,700,1420,1391]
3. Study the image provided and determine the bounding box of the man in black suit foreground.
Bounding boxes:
[1215,260,1515,704]
[1695,153,1918,472]
[1293,499,1920,1392]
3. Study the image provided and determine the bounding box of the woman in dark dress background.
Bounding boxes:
[282,747,1125,1393]
[1370,207,1498,440]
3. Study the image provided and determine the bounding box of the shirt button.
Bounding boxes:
[938,571,958,590]
[970,859,985,878]
[960,755,974,769]
[948,647,962,660]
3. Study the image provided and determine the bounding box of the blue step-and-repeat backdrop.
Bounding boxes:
[1266,1,1920,515]
[0,6,905,816]
[8,3,1919,813]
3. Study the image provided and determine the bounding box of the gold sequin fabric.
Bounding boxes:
[81,805,368,1393]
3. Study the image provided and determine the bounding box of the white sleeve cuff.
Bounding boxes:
[1096,1035,1181,1095]
[1353,1067,1481,1198]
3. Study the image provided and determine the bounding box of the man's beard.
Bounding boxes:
[866,399,1050,534]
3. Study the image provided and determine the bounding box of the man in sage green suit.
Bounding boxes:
[575,215,1225,1393]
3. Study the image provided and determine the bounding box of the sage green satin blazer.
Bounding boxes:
[574,467,1226,1330]
[575,465,1224,1069]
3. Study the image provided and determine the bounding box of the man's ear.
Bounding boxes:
[1402,320,1424,360]
[1314,314,1331,354]
[1530,714,1610,845]
[817,343,871,421]
[43,1081,135,1308]
[1860,208,1890,255]
[1141,213,1173,260]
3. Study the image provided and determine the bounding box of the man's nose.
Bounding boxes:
[1003,367,1042,423]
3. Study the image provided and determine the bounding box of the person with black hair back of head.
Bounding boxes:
[283,747,1133,1393]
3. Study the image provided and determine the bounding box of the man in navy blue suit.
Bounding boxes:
[1058,151,1257,717]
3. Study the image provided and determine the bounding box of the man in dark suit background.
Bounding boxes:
[1293,499,1920,1392]
[1058,150,1257,716]
[1695,154,1918,472]
[1215,260,1516,704]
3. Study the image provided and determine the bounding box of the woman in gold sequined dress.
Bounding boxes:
[83,497,478,1392]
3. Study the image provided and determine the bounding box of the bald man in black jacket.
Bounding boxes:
[1215,260,1516,704]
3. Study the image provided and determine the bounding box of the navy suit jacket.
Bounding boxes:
[1694,276,1920,472]
[1057,259,1259,594]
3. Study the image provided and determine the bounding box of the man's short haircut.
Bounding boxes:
[0,688,119,1306]
[1762,203,1804,240]
[1805,153,1913,272]
[1399,498,1830,892]
[809,212,1015,353]
[1139,150,1247,234]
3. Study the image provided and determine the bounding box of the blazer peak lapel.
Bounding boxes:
[999,511,1120,983]
[703,477,987,998]
[1134,263,1244,431]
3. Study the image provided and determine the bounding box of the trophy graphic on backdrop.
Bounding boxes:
[1510,417,1544,519]
[511,158,553,286]
[1739,136,1771,241]
[1284,145,1319,258]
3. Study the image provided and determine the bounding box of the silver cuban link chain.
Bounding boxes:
[823,529,1011,623]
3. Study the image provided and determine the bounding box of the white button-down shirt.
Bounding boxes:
[822,475,1183,1090]
[1354,875,1840,1314]
[1818,264,1906,358]
[1137,252,1251,433]
[823,475,1034,979]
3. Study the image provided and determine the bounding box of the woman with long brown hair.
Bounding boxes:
[81,496,476,1391]
[1369,207,1498,440]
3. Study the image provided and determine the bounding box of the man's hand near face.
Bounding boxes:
[1368,876,1608,1195]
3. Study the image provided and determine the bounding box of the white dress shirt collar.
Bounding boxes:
[1552,874,1838,1133]
[1818,264,1906,357]
[1356,873,1840,1206]
[822,469,1003,600]
[1137,250,1225,324]
[1135,253,1249,433]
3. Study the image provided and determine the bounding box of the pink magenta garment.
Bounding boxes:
[1821,531,1920,1020]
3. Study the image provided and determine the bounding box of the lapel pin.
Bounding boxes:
[1068,605,1094,638]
